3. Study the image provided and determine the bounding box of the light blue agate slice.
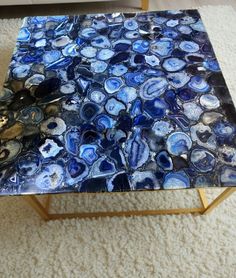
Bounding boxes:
[91,61,108,73]
[110,64,128,76]
[162,57,186,72]
[104,77,123,94]
[105,97,126,116]
[62,43,78,56]
[163,171,190,189]
[89,90,107,104]
[124,19,138,30]
[12,65,31,79]
[191,19,206,32]
[80,46,97,58]
[151,38,174,56]
[168,72,190,88]
[91,35,111,48]
[97,49,115,60]
[65,127,81,155]
[152,120,174,137]
[183,102,203,121]
[167,132,192,156]
[117,86,137,103]
[79,144,98,165]
[200,94,220,109]
[17,28,31,42]
[179,40,199,52]
[188,76,210,93]
[43,50,61,65]
[132,40,149,54]
[191,148,216,172]
[139,77,168,100]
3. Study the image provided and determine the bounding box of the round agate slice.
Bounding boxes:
[188,76,210,93]
[97,49,114,60]
[91,61,108,73]
[162,58,186,72]
[168,72,190,88]
[40,117,66,135]
[105,97,126,116]
[167,132,192,156]
[117,87,137,103]
[200,94,220,109]
[18,106,44,124]
[62,43,78,57]
[91,35,111,48]
[43,50,61,65]
[81,27,97,39]
[35,164,64,190]
[89,89,106,104]
[179,40,199,53]
[105,77,123,94]
[139,77,168,100]
[52,36,71,47]
[151,38,174,56]
[183,102,203,121]
[163,171,190,189]
[12,65,31,79]
[17,28,31,42]
[152,120,174,137]
[125,129,149,170]
[90,157,116,178]
[110,64,128,76]
[25,74,45,89]
[124,19,138,30]
[80,46,97,58]
[60,81,76,95]
[191,148,216,172]
[132,40,149,54]
[79,144,98,165]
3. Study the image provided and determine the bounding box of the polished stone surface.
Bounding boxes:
[0,10,235,195]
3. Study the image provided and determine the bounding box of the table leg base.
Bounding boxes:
[24,188,235,221]
[141,0,149,10]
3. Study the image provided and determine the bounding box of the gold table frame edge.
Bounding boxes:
[141,0,149,10]
[24,188,236,221]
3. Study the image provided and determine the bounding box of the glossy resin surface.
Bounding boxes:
[0,10,236,195]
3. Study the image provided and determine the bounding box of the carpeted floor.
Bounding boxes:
[0,5,236,278]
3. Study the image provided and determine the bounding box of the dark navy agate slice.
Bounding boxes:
[0,9,235,195]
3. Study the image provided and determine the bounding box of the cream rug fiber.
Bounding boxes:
[0,5,236,278]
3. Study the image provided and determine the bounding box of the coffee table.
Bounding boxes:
[0,10,235,221]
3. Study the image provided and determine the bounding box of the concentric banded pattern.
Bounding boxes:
[0,10,236,194]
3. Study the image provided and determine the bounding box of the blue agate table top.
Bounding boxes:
[0,9,236,195]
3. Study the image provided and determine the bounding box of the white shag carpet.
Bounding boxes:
[0,5,236,278]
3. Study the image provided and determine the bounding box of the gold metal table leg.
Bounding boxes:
[197,189,208,209]
[23,188,235,221]
[202,188,236,215]
[141,0,149,10]
[24,195,50,221]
